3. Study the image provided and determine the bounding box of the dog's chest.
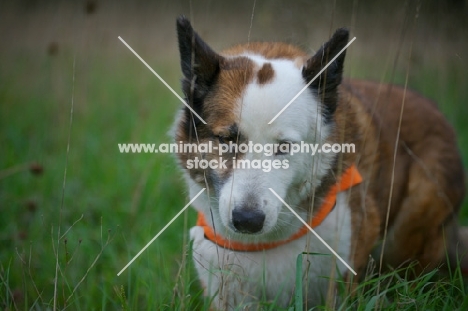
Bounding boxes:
[190,192,353,308]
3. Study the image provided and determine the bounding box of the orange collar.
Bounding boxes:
[196,164,363,252]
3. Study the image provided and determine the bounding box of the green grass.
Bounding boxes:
[1,13,468,311]
[338,267,468,310]
[0,49,200,309]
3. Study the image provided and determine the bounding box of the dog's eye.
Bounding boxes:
[275,141,292,156]
[217,135,235,144]
[217,136,227,144]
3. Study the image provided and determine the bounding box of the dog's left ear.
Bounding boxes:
[302,28,349,120]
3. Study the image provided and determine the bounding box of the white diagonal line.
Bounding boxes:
[268,37,356,124]
[117,188,206,276]
[118,36,207,125]
[268,188,357,275]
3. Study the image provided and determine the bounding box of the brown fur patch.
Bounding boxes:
[257,62,275,85]
[203,56,254,130]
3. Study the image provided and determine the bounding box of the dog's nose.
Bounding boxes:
[232,209,265,234]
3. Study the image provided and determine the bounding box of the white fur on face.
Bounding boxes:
[210,55,336,241]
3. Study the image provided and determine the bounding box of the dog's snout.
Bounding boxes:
[232,209,265,234]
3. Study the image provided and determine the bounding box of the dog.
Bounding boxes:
[173,16,467,309]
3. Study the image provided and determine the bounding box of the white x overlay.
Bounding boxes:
[118,36,207,124]
[117,36,356,277]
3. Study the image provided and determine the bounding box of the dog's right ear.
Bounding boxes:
[176,16,223,100]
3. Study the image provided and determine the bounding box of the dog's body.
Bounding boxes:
[174,17,467,309]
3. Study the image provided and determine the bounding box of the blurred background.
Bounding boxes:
[1,0,467,309]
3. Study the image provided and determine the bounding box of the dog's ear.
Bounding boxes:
[302,28,349,121]
[176,16,223,101]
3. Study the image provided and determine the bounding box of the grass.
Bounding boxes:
[0,50,195,309]
[338,268,468,310]
[1,2,468,310]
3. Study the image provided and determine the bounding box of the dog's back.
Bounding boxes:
[340,79,466,273]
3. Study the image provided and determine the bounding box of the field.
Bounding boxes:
[1,0,468,310]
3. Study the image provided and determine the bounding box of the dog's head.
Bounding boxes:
[173,16,349,242]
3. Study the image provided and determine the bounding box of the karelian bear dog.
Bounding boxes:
[173,16,467,309]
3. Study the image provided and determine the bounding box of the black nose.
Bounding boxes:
[232,209,265,234]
